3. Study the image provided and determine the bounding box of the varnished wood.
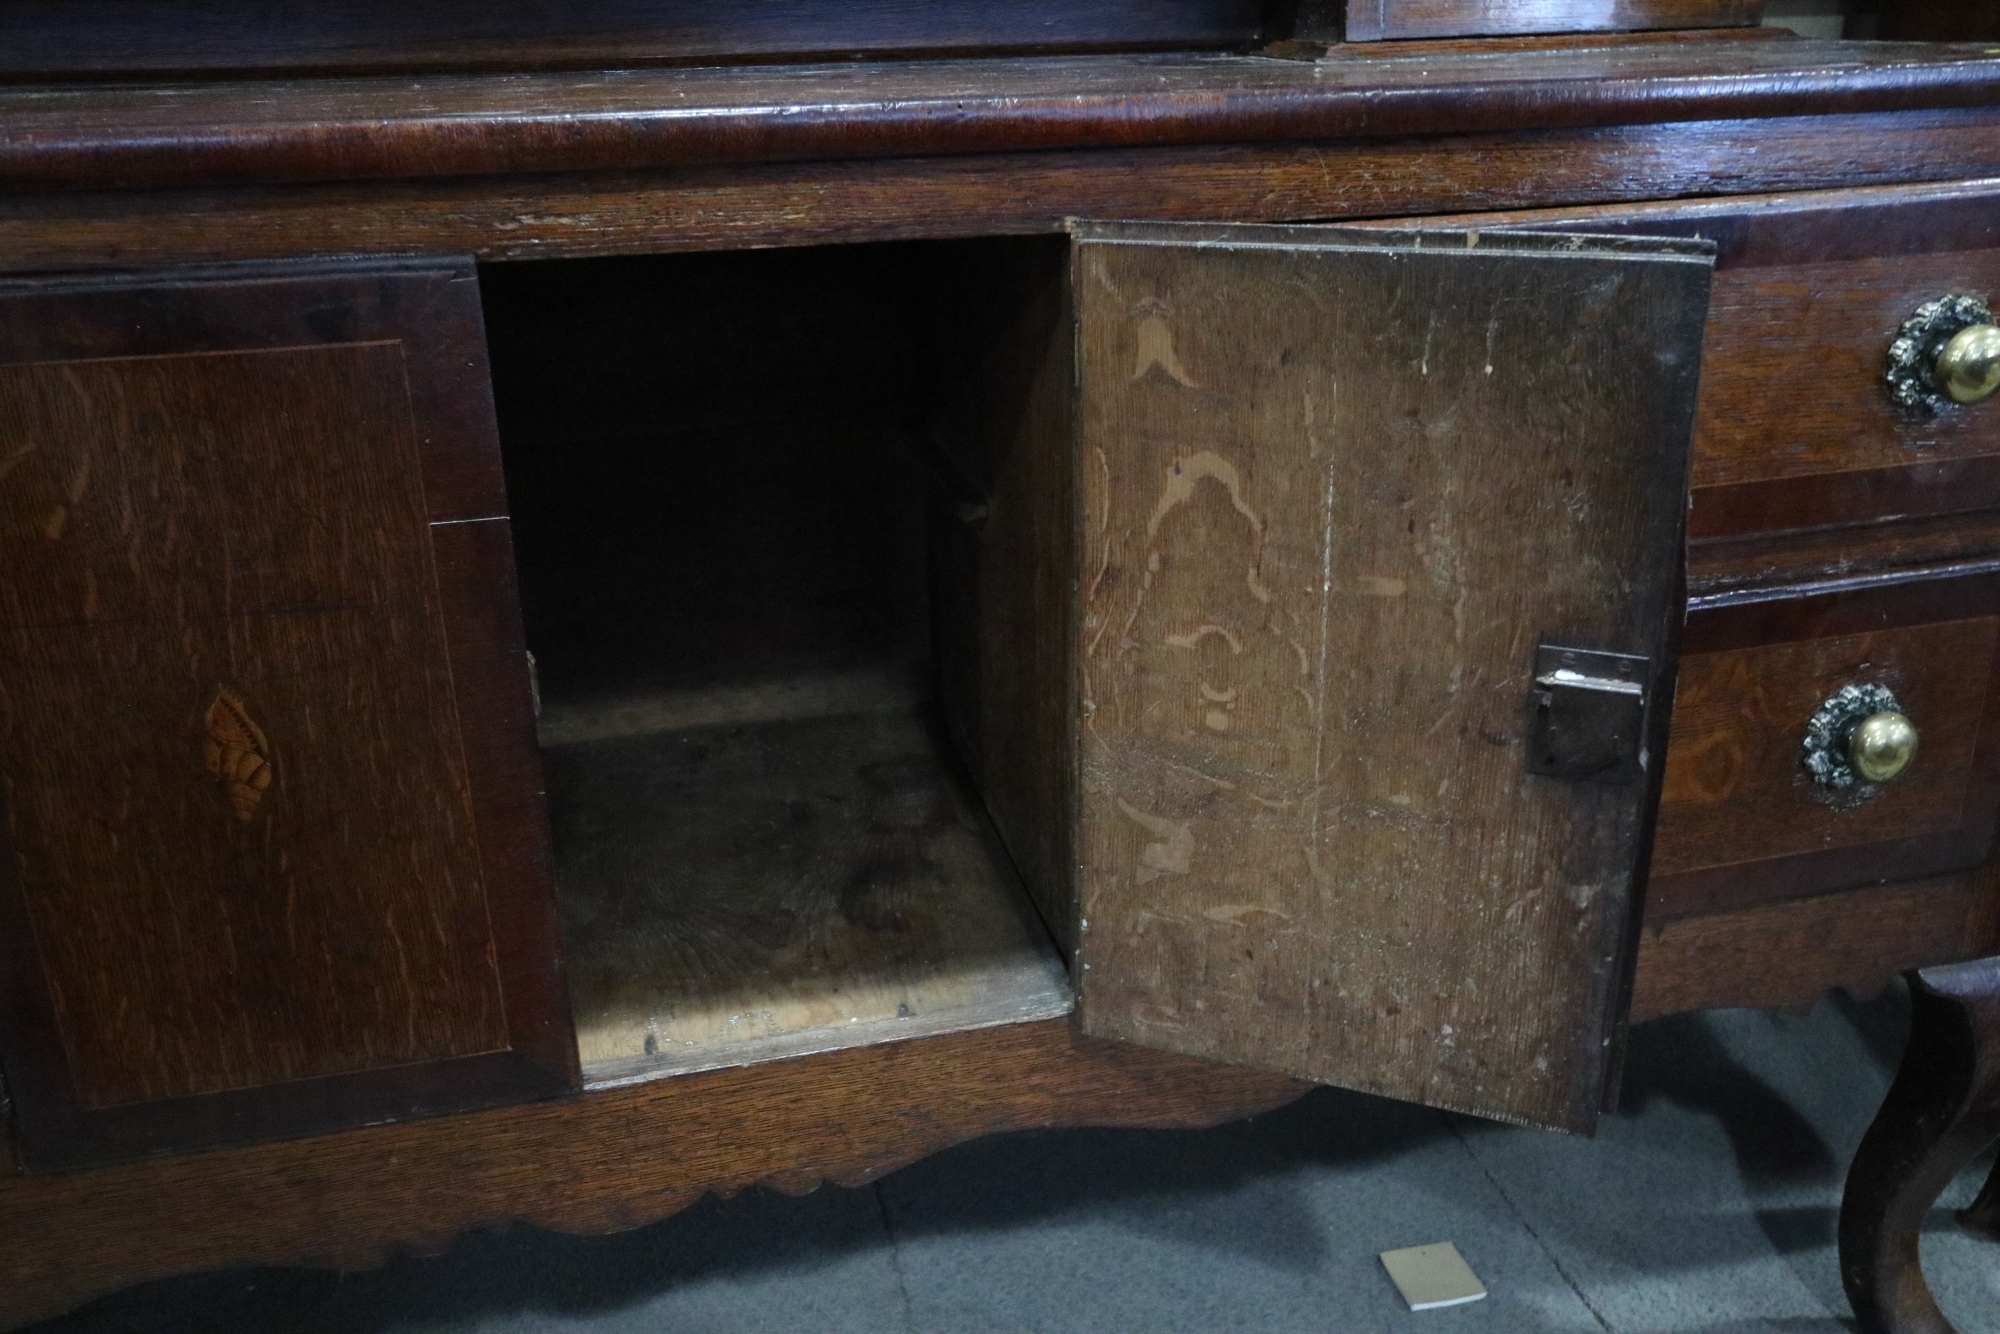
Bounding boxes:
[0,1018,1306,1332]
[1627,870,2000,1022]
[3,40,1999,194]
[1687,506,2000,600]
[0,0,1264,81]
[1691,249,2000,528]
[0,23,1996,1329]
[1841,955,2000,1334]
[1046,223,1709,1132]
[0,260,573,1169]
[1340,0,1761,42]
[1648,564,2000,919]
[4,109,1999,277]
[1651,613,2000,917]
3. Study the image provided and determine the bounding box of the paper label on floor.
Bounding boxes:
[1379,1241,1488,1311]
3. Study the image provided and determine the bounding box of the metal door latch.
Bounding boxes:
[1526,644,1650,785]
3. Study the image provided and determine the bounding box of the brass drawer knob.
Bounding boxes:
[1804,682,1916,801]
[1848,710,1918,783]
[1937,322,2000,405]
[1888,294,2000,415]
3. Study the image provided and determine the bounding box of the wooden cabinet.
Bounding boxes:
[2,22,2000,1333]
[0,259,575,1170]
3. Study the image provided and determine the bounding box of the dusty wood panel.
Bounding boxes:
[0,260,573,1169]
[926,237,1083,955]
[1070,222,1710,1131]
[3,40,2000,193]
[1648,562,2000,919]
[0,1017,1306,1332]
[0,0,1263,80]
[2,110,1998,276]
[544,702,1071,1087]
[1343,0,1761,41]
[1628,871,1999,1021]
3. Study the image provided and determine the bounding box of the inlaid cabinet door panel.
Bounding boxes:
[944,223,1712,1133]
[0,258,575,1169]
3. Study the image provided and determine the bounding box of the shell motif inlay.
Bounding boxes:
[204,686,273,821]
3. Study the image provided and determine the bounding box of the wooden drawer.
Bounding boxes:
[1693,238,2000,537]
[1649,563,2000,920]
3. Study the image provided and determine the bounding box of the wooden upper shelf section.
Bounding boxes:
[8,34,2000,193]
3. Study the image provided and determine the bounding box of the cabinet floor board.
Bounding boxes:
[545,699,1073,1089]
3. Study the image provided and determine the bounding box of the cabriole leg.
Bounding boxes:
[1840,957,2000,1334]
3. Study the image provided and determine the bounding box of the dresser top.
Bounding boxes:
[8,32,2000,193]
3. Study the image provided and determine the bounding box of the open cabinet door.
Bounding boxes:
[931,221,1712,1135]
[0,258,575,1169]
[1071,222,1712,1132]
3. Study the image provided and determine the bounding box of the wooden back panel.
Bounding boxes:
[1068,223,1711,1131]
[0,259,575,1169]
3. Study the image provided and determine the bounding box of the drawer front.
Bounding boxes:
[1649,566,2000,920]
[1693,245,2000,536]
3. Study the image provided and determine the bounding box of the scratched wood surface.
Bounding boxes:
[1066,222,1711,1131]
[0,260,574,1169]
[545,701,1072,1087]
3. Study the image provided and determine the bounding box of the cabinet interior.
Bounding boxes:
[481,240,1071,1089]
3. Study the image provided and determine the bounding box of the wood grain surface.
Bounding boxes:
[1687,506,2000,599]
[3,108,1997,277]
[1652,617,1999,899]
[1648,563,2000,921]
[1342,0,1761,41]
[0,260,573,1170]
[0,1018,1308,1332]
[1693,249,2000,495]
[1,345,508,1106]
[547,704,1071,1088]
[926,237,1083,957]
[1064,223,1709,1132]
[0,868,1967,1333]
[1627,868,2000,1021]
[3,39,1999,194]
